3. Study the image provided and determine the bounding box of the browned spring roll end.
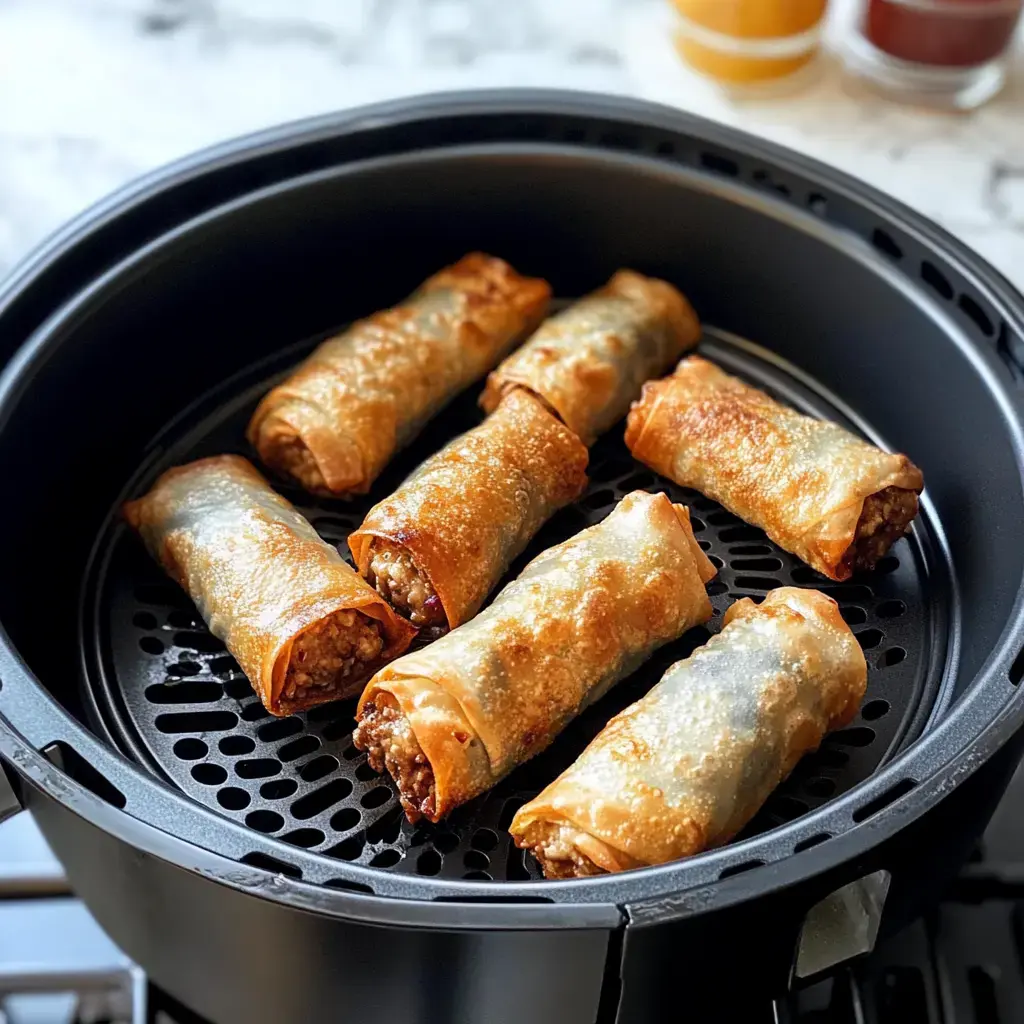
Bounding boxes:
[353,695,437,822]
[362,539,448,631]
[839,485,920,580]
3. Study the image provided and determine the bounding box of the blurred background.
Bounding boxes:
[0,0,1021,287]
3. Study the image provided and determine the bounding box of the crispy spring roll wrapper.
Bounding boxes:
[248,253,551,497]
[626,356,924,581]
[348,389,589,633]
[123,455,416,717]
[353,490,716,822]
[480,270,700,445]
[511,587,867,878]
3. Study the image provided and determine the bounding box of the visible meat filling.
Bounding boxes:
[515,823,605,880]
[842,486,919,576]
[354,698,437,821]
[282,610,384,709]
[263,429,329,495]
[366,539,447,629]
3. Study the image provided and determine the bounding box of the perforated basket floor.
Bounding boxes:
[81,328,951,887]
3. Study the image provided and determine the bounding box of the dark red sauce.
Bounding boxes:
[865,0,1023,67]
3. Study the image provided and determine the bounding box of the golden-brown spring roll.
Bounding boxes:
[626,356,924,580]
[123,455,416,716]
[511,588,867,878]
[348,389,588,632]
[248,253,551,497]
[480,270,700,445]
[353,490,716,822]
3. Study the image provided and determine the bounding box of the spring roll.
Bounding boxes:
[511,587,867,878]
[353,490,716,822]
[123,455,416,716]
[626,356,924,580]
[349,389,588,633]
[480,270,700,445]
[248,253,551,497]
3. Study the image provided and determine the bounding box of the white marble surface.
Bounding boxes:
[0,0,1021,288]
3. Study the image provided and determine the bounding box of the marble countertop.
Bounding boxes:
[0,0,1021,289]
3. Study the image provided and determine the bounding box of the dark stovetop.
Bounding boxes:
[4,763,1024,1023]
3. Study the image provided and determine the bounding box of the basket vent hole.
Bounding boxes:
[619,470,655,491]
[921,261,954,300]
[876,600,907,619]
[235,758,280,780]
[707,509,742,527]
[366,808,402,844]
[697,539,712,551]
[327,834,365,861]
[879,647,907,668]
[655,139,675,156]
[719,859,765,879]
[707,580,728,596]
[871,228,903,261]
[841,606,868,626]
[719,525,767,543]
[791,565,831,585]
[281,828,325,849]
[417,849,443,875]
[240,852,301,879]
[968,966,1000,1024]
[852,778,916,823]
[167,609,201,629]
[167,660,202,678]
[257,718,302,743]
[370,849,402,868]
[463,871,493,881]
[808,193,828,216]
[133,612,158,630]
[593,456,633,482]
[191,763,227,786]
[472,828,499,852]
[342,744,360,761]
[246,810,284,834]
[831,727,876,748]
[707,554,725,570]
[794,832,832,853]
[700,151,739,177]
[583,488,615,511]
[355,761,379,782]
[805,777,835,798]
[173,738,208,760]
[173,631,224,654]
[434,832,460,854]
[299,755,340,783]
[279,736,320,762]
[145,681,222,705]
[292,778,353,820]
[219,735,255,756]
[331,807,362,832]
[875,556,900,575]
[506,847,533,881]
[223,678,253,699]
[464,850,490,871]
[321,719,353,742]
[208,655,242,677]
[856,628,884,651]
[217,787,251,810]
[731,557,783,572]
[360,786,392,809]
[1010,644,1024,685]
[42,742,127,809]
[139,636,164,655]
[959,294,995,337]
[861,699,891,721]
[260,778,298,800]
[240,701,270,722]
[325,878,374,894]
[729,544,773,556]
[155,710,237,733]
[734,576,783,592]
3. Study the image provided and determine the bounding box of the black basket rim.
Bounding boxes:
[1,90,1024,923]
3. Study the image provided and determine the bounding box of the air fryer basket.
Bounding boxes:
[1,92,1024,1024]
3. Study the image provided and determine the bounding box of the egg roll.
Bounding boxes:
[123,455,416,716]
[480,270,700,445]
[353,490,716,822]
[511,587,867,878]
[348,389,588,633]
[626,356,924,580]
[248,253,550,497]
